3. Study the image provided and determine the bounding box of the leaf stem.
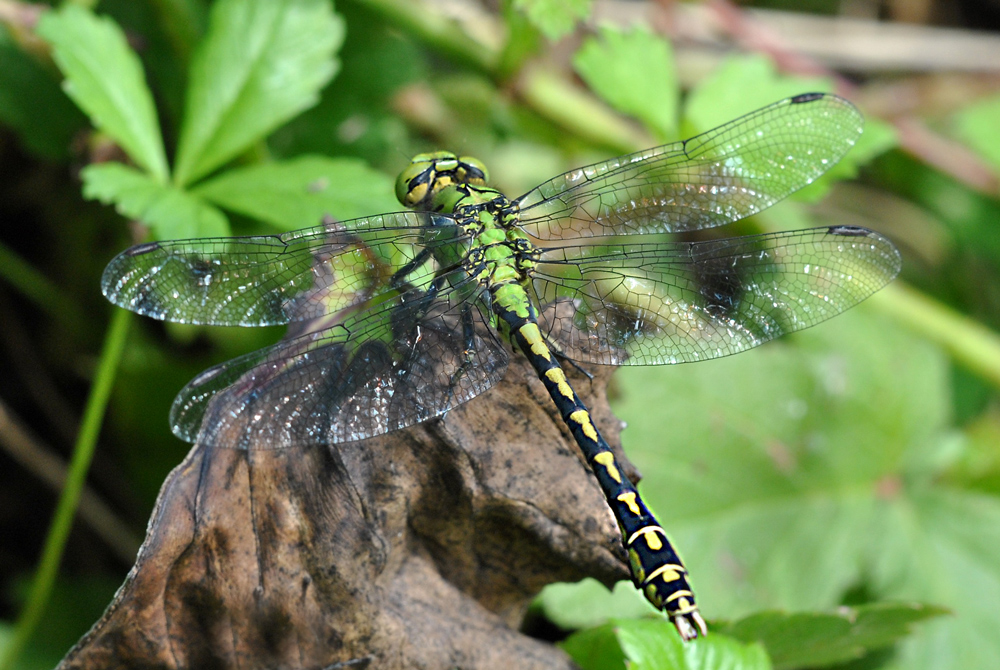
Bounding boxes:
[872,282,1000,388]
[0,308,130,670]
[517,66,651,154]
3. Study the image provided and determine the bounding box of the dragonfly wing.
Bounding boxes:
[533,227,900,365]
[172,270,509,448]
[102,211,466,326]
[516,94,862,240]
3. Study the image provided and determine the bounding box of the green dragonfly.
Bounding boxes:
[102,93,901,640]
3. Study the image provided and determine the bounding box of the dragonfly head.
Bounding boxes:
[395,151,489,210]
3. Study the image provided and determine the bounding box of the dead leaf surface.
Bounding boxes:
[58,356,635,669]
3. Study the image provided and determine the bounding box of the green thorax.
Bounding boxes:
[395,152,537,317]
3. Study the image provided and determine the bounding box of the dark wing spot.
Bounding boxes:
[827,225,871,237]
[791,92,825,104]
[694,255,745,316]
[125,242,161,257]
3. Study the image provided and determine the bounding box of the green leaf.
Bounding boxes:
[677,634,771,670]
[512,0,592,41]
[37,5,168,180]
[82,162,228,238]
[953,93,1000,173]
[683,55,833,133]
[0,26,85,159]
[716,603,947,669]
[562,620,771,670]
[573,25,679,140]
[193,155,398,230]
[173,0,344,186]
[269,2,426,161]
[538,579,655,630]
[614,619,688,670]
[560,623,629,670]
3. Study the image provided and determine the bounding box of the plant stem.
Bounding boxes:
[872,282,1000,389]
[0,308,130,670]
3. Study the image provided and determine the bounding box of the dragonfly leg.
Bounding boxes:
[552,349,594,382]
[389,246,434,292]
[440,305,479,408]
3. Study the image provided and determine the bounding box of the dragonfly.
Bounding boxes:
[102,92,901,641]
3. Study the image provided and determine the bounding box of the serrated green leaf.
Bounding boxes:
[512,0,592,41]
[717,603,947,669]
[193,155,397,230]
[0,26,85,159]
[82,162,228,238]
[37,5,168,180]
[173,0,344,186]
[573,25,678,140]
[953,93,1000,173]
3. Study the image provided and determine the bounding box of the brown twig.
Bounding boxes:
[0,398,141,565]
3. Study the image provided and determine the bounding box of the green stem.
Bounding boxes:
[0,309,130,670]
[872,282,1000,388]
[518,67,651,154]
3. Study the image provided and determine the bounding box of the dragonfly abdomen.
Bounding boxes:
[497,305,708,641]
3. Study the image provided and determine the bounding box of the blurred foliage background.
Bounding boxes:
[1,0,1000,668]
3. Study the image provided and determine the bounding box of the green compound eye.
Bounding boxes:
[456,156,488,186]
[395,151,457,207]
[394,152,489,208]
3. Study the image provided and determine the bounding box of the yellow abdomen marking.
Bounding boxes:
[665,590,694,605]
[617,491,641,516]
[592,451,621,483]
[644,584,664,608]
[646,563,686,584]
[628,525,665,551]
[544,367,576,400]
[569,410,599,442]
[666,595,698,615]
[518,322,551,361]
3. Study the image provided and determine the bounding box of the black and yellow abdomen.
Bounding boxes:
[495,296,707,640]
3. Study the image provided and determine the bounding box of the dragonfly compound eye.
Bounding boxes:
[395,152,491,209]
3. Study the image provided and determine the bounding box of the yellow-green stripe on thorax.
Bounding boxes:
[395,152,538,320]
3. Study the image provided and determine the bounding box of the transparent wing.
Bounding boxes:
[173,268,509,449]
[516,93,862,240]
[101,211,468,326]
[532,226,901,365]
